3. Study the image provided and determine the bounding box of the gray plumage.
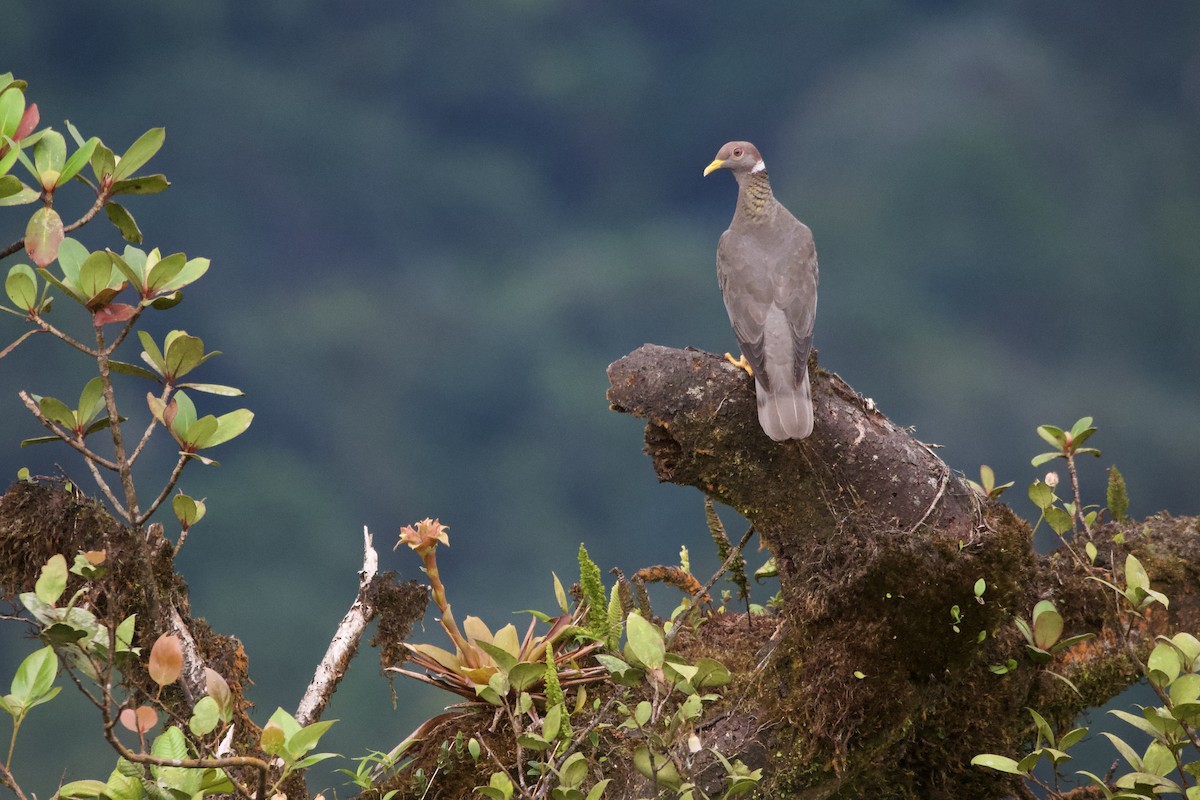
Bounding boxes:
[704,141,819,441]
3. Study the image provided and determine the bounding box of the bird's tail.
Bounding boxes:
[755,369,813,441]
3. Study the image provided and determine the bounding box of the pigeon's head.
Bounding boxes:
[703,141,764,178]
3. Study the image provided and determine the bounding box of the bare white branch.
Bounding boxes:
[295,526,380,726]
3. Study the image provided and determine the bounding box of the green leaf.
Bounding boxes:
[1031,452,1060,467]
[109,359,162,383]
[1069,416,1094,439]
[1028,481,1055,510]
[1108,709,1161,742]
[692,657,732,689]
[625,612,665,670]
[35,554,68,606]
[0,88,24,139]
[77,251,115,302]
[1045,507,1073,535]
[1143,740,1176,776]
[58,137,99,186]
[0,173,23,198]
[164,332,205,379]
[964,758,1022,777]
[1148,641,1182,686]
[150,726,197,794]
[557,751,588,789]
[77,377,106,428]
[104,202,142,244]
[33,129,66,178]
[189,695,221,737]
[146,252,186,293]
[1100,731,1144,771]
[973,578,986,598]
[0,179,38,206]
[1172,633,1200,669]
[173,494,206,527]
[56,779,110,799]
[20,435,63,447]
[156,256,209,293]
[112,128,165,181]
[11,645,59,706]
[1125,554,1150,592]
[171,390,198,432]
[476,640,518,674]
[1059,727,1088,751]
[6,263,37,310]
[25,206,64,268]
[38,395,76,428]
[508,661,545,692]
[1032,607,1063,650]
[286,718,337,761]
[54,237,88,285]
[204,408,254,448]
[110,174,170,195]
[182,415,219,448]
[1037,425,1066,448]
[1014,616,1034,646]
[1027,708,1054,747]
[542,703,563,741]
[139,330,166,374]
[90,143,116,181]
[177,382,243,397]
[1074,771,1116,800]
[632,746,681,789]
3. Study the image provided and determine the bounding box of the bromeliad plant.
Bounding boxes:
[389,519,606,704]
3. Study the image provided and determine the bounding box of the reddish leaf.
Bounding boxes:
[84,549,106,565]
[148,634,183,686]
[13,103,38,142]
[92,303,137,326]
[119,705,159,734]
[25,207,63,268]
[163,398,178,430]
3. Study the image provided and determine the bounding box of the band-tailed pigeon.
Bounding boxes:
[704,141,819,441]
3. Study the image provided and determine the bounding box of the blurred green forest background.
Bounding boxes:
[2,1,1199,793]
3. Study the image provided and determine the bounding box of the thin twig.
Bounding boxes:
[664,521,756,651]
[0,761,30,800]
[136,453,189,526]
[31,315,97,356]
[84,456,130,522]
[93,324,142,524]
[1066,454,1093,539]
[101,703,267,800]
[0,328,42,360]
[129,384,171,466]
[17,390,120,471]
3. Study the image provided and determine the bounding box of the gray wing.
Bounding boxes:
[716,217,818,392]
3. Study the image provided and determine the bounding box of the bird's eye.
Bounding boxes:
[732,147,744,157]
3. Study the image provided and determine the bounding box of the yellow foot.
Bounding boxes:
[724,352,754,377]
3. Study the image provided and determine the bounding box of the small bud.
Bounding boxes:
[1044,472,1059,488]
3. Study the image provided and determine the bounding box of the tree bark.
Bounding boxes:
[605,343,1200,799]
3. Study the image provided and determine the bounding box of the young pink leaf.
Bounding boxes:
[13,103,38,142]
[119,705,159,734]
[93,303,137,326]
[148,633,183,686]
[25,207,64,268]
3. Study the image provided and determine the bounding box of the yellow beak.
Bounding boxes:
[703,158,725,177]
